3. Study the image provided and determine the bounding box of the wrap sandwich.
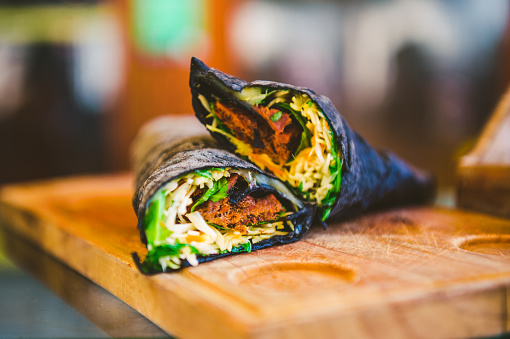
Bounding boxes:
[132,117,315,273]
[189,57,435,222]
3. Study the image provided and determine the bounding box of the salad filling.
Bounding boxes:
[198,86,342,220]
[141,168,301,271]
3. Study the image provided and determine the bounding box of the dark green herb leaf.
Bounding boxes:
[209,177,229,202]
[247,212,287,226]
[296,181,311,200]
[307,100,313,107]
[191,177,229,211]
[321,194,337,207]
[320,131,343,221]
[270,111,283,122]
[301,190,311,200]
[231,242,252,253]
[206,222,228,230]
[218,242,253,255]
[141,242,200,271]
[321,208,332,221]
[331,133,342,195]
[190,181,217,212]
[294,131,310,156]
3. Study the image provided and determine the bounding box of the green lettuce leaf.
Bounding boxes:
[191,177,229,211]
[144,189,170,246]
[141,242,199,272]
[219,241,252,254]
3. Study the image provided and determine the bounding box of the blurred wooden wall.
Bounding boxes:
[104,0,510,177]
[106,0,244,171]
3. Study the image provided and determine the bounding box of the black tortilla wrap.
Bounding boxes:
[132,116,316,273]
[189,57,435,222]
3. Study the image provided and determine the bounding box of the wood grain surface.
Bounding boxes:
[457,86,510,218]
[1,174,510,339]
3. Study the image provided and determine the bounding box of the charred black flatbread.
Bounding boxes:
[132,116,315,273]
[189,57,435,223]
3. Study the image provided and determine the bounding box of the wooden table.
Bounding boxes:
[0,174,509,338]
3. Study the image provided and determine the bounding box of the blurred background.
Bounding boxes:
[0,0,509,188]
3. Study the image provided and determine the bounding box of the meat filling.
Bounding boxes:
[214,101,302,165]
[194,174,285,234]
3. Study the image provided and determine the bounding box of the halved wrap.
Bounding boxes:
[189,57,435,222]
[132,116,315,273]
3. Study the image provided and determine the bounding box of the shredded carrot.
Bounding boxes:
[186,234,206,243]
[250,153,286,177]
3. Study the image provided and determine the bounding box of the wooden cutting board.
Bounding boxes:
[0,174,509,339]
[457,85,510,219]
